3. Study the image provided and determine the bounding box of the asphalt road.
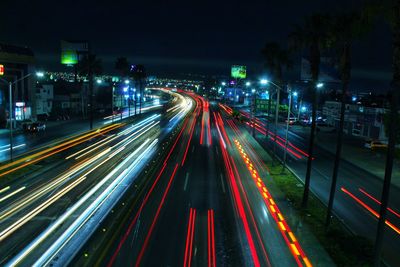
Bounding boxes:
[0,100,165,162]
[98,97,310,267]
[0,92,184,265]
[240,111,400,266]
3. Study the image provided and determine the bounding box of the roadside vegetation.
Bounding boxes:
[268,164,373,266]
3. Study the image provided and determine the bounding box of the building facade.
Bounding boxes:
[323,101,386,140]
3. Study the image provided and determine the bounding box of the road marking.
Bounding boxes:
[220,173,226,194]
[0,186,10,194]
[184,172,190,191]
[0,186,26,202]
[192,146,195,153]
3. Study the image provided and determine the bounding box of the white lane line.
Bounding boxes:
[184,172,190,191]
[220,173,226,194]
[0,186,10,194]
[0,186,26,202]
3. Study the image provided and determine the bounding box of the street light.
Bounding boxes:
[260,79,268,85]
[293,91,298,97]
[245,81,251,87]
[221,82,226,86]
[124,79,130,85]
[283,86,293,171]
[0,73,37,161]
[316,82,324,88]
[35,71,45,78]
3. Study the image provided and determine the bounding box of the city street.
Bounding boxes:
[237,108,400,266]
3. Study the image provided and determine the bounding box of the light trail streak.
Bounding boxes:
[0,186,25,202]
[207,209,216,267]
[0,143,26,153]
[341,187,400,235]
[184,208,197,267]
[134,164,179,267]
[234,139,311,267]
[8,139,154,266]
[34,139,158,267]
[358,188,400,219]
[0,149,111,221]
[0,124,121,178]
[0,175,87,242]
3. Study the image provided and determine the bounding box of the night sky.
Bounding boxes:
[1,0,393,92]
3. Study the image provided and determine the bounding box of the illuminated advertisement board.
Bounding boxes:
[231,65,246,79]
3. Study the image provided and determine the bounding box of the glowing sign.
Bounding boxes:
[0,64,4,76]
[61,50,78,65]
[231,65,246,79]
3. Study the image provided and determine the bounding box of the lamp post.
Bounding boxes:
[261,79,283,160]
[1,72,41,161]
[283,85,292,171]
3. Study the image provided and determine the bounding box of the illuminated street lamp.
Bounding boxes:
[0,72,42,161]
[221,82,226,86]
[316,82,324,88]
[260,79,268,85]
[124,79,130,84]
[245,81,251,87]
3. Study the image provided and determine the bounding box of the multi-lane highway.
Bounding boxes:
[0,89,192,266]
[74,92,317,267]
[234,106,400,266]
[0,97,165,162]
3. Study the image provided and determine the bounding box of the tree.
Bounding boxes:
[326,12,368,227]
[78,54,103,76]
[261,42,292,144]
[115,57,130,77]
[288,13,333,208]
[130,64,147,114]
[360,1,400,264]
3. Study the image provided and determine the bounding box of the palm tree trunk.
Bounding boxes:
[374,3,400,265]
[302,84,317,208]
[302,42,320,208]
[326,42,351,227]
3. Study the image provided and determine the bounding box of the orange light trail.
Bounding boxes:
[341,187,400,235]
[234,139,311,267]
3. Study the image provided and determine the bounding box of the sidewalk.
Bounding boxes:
[290,125,400,188]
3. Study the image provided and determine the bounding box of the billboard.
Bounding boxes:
[231,65,246,79]
[301,57,340,83]
[61,50,78,65]
[61,40,89,65]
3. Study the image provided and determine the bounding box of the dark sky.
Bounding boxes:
[1,0,393,92]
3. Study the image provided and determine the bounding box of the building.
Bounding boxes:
[323,101,386,140]
[0,43,36,126]
[36,84,53,117]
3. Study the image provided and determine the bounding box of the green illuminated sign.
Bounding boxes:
[231,65,246,79]
[61,50,78,65]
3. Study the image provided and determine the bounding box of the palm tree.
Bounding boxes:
[78,54,103,76]
[288,13,332,208]
[78,54,102,129]
[261,42,292,144]
[361,1,400,265]
[130,64,147,114]
[115,57,130,78]
[325,12,368,227]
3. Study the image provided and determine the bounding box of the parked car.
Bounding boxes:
[364,140,388,150]
[27,122,46,133]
